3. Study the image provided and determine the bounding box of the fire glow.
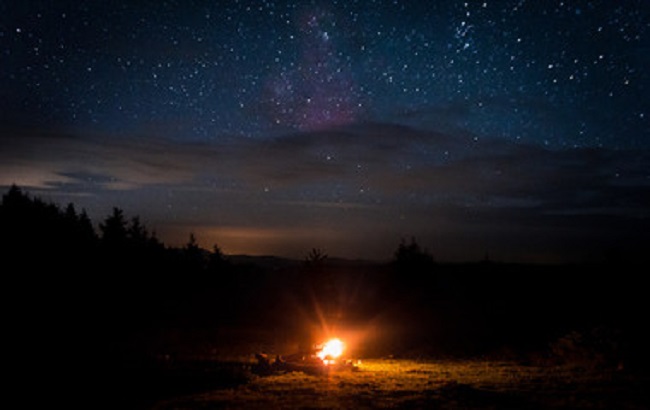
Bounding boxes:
[316,338,345,366]
[316,338,344,366]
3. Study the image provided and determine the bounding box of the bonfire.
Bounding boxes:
[316,338,345,366]
[253,337,359,375]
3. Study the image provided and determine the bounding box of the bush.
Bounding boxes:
[550,326,624,367]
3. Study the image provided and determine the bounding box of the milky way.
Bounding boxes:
[1,1,648,261]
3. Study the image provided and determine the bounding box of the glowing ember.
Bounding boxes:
[316,338,344,365]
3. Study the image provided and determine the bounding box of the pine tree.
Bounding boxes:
[100,207,128,248]
[128,216,149,246]
[78,209,96,243]
[208,243,228,272]
[184,233,204,271]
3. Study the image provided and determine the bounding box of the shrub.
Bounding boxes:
[550,326,624,367]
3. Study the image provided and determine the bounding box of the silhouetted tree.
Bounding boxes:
[393,237,435,271]
[303,247,330,298]
[0,185,101,274]
[127,216,149,246]
[61,202,97,256]
[64,203,78,222]
[0,185,32,254]
[2,184,30,210]
[208,243,228,272]
[392,238,437,293]
[147,230,165,250]
[305,248,328,268]
[303,247,342,327]
[77,209,96,243]
[100,207,128,248]
[63,203,96,241]
[184,232,205,271]
[186,232,199,251]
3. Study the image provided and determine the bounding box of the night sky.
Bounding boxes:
[1,1,648,262]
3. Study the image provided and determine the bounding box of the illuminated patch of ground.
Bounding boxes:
[153,359,646,409]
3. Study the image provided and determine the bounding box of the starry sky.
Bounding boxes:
[1,0,648,262]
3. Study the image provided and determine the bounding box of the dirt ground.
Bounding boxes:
[150,359,647,409]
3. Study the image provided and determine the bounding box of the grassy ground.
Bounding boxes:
[150,359,647,409]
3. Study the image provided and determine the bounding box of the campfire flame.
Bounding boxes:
[316,338,344,365]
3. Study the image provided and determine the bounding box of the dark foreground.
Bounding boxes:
[119,358,647,409]
[15,260,650,409]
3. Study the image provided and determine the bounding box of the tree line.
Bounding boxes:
[0,184,228,276]
[0,184,438,276]
[0,184,440,325]
[0,184,439,331]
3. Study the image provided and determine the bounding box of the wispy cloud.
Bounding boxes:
[1,123,648,261]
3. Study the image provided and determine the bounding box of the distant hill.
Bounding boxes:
[227,255,302,271]
[227,254,381,271]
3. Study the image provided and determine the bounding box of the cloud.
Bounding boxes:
[1,123,648,261]
[0,131,198,191]
[2,123,649,217]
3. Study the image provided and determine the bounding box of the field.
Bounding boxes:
[148,359,646,409]
[81,262,649,409]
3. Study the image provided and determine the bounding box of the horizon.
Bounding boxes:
[0,184,643,265]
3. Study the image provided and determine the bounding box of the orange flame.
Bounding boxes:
[316,338,344,365]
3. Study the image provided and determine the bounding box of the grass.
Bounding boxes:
[150,359,647,409]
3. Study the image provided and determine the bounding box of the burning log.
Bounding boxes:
[253,338,359,376]
[253,353,273,375]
